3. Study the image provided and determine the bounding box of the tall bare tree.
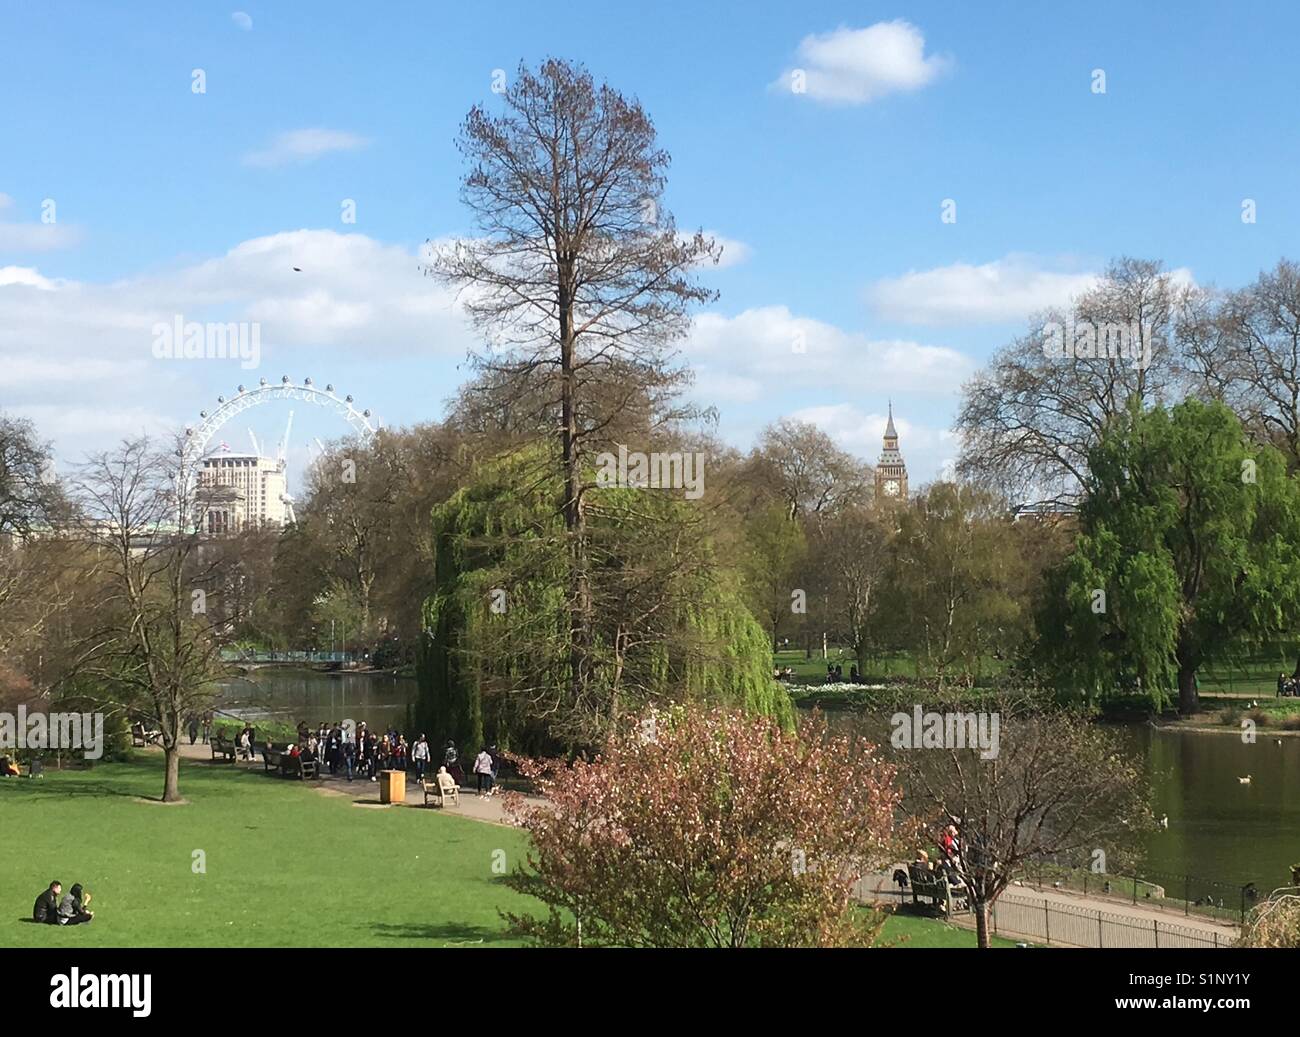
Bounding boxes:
[897,696,1153,948]
[71,436,233,802]
[426,58,720,716]
[955,258,1185,503]
[1180,258,1300,470]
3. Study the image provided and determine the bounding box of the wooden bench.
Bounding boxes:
[422,772,460,808]
[909,863,970,916]
[288,755,319,780]
[131,723,161,748]
[211,736,237,762]
[262,746,317,780]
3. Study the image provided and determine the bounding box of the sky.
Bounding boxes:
[3,0,1299,491]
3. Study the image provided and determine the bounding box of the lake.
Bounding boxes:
[215,667,418,735]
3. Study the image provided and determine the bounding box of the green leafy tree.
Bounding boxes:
[416,448,790,754]
[740,501,808,651]
[888,483,1030,690]
[1041,399,1300,713]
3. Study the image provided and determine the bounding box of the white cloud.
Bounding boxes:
[867,256,1198,326]
[867,256,1102,325]
[243,129,369,169]
[231,11,253,30]
[0,193,12,210]
[773,21,951,105]
[0,230,478,465]
[0,266,60,290]
[686,305,973,395]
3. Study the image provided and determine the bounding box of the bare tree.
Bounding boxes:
[425,58,720,716]
[71,436,234,802]
[754,419,870,523]
[0,414,67,537]
[898,696,1153,948]
[814,504,892,674]
[1180,258,1300,470]
[954,258,1185,503]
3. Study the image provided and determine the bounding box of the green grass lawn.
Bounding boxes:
[1,755,534,947]
[773,648,1008,685]
[2,754,1030,949]
[879,910,1025,948]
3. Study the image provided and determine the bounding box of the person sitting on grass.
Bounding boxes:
[32,881,62,924]
[58,883,94,926]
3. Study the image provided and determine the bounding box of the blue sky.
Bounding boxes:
[3,0,1298,489]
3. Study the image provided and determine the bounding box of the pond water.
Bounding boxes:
[215,667,418,735]
[1125,724,1300,893]
[215,669,1300,891]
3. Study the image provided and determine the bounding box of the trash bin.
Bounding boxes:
[379,769,406,805]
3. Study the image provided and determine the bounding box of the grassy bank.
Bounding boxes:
[1,755,533,948]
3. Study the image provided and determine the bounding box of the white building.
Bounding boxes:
[196,451,290,532]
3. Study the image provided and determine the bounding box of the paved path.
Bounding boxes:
[856,869,1239,946]
[167,738,519,823]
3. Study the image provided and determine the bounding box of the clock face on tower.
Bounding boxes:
[883,479,900,497]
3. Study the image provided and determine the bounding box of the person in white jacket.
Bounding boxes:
[473,748,495,797]
[412,734,431,783]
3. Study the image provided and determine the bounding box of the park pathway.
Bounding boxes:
[167,737,517,822]
[161,739,1240,946]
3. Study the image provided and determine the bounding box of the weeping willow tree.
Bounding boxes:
[416,447,790,755]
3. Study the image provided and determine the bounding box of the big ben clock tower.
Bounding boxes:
[874,402,908,501]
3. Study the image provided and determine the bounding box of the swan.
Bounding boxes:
[1238,775,1252,784]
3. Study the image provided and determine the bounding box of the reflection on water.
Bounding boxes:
[215,668,418,734]
[1124,725,1300,892]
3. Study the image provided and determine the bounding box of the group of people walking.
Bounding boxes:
[269,720,505,795]
[185,709,510,798]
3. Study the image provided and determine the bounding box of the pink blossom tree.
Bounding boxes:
[502,705,902,947]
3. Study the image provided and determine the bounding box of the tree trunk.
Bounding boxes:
[1177,663,1199,716]
[558,279,593,720]
[974,900,991,949]
[162,746,181,802]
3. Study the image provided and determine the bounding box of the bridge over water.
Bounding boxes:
[220,649,358,665]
